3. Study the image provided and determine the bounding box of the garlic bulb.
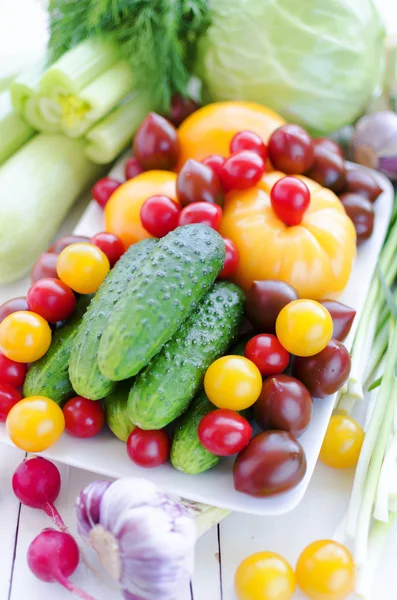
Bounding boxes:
[76,478,196,600]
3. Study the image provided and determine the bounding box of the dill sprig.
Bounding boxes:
[48,0,211,111]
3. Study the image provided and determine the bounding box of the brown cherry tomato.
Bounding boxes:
[343,169,382,203]
[254,375,312,437]
[133,112,180,171]
[292,339,351,398]
[176,159,224,207]
[47,235,90,255]
[166,95,200,127]
[31,253,58,283]
[319,300,356,342]
[306,145,346,192]
[234,431,307,497]
[0,297,29,325]
[244,280,298,333]
[339,192,374,244]
[313,137,344,158]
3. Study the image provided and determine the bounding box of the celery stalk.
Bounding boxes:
[10,58,47,115]
[85,93,153,164]
[59,60,136,138]
[39,39,121,97]
[0,92,35,165]
[24,97,61,133]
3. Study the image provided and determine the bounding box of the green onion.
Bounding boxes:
[84,92,153,164]
[0,92,35,165]
[10,58,47,115]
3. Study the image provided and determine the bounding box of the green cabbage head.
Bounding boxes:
[196,0,385,135]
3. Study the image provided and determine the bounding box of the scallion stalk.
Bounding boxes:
[0,91,35,165]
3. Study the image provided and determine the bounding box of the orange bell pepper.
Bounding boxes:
[220,172,356,300]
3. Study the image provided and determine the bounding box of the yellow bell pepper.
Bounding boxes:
[220,172,356,300]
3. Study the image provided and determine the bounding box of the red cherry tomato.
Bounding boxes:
[126,428,170,468]
[167,94,200,126]
[244,334,290,376]
[0,352,27,387]
[219,238,240,278]
[124,157,144,180]
[89,232,125,266]
[27,278,76,323]
[270,176,311,226]
[178,202,223,231]
[0,383,22,422]
[202,154,226,180]
[0,297,29,324]
[140,195,181,238]
[221,151,265,191]
[92,177,122,209]
[31,253,58,282]
[230,131,268,162]
[198,409,252,456]
[63,396,105,438]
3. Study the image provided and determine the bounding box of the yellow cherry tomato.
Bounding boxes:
[204,355,262,410]
[296,540,355,600]
[276,299,333,357]
[0,311,52,363]
[320,415,364,469]
[57,242,110,294]
[6,396,65,452]
[235,551,295,600]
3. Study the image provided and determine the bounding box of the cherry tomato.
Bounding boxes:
[221,151,265,190]
[0,383,22,422]
[56,243,110,294]
[276,299,333,357]
[47,235,90,255]
[31,253,58,282]
[202,154,226,180]
[319,300,356,342]
[218,238,239,279]
[133,112,180,170]
[245,334,290,376]
[320,415,364,469]
[198,409,252,456]
[6,396,65,452]
[124,156,144,180]
[63,396,105,438]
[89,232,125,266]
[140,195,181,237]
[307,146,346,192]
[204,356,262,410]
[343,168,382,203]
[313,138,344,158]
[178,202,223,231]
[296,540,355,600]
[245,280,298,333]
[126,428,170,468]
[27,278,76,323]
[235,551,295,600]
[339,193,374,244]
[0,297,29,324]
[268,124,314,174]
[292,339,351,398]
[92,177,122,209]
[176,159,224,207]
[230,131,268,162]
[233,431,307,497]
[0,311,52,363]
[0,352,27,387]
[254,375,312,437]
[270,177,311,226]
[167,94,200,126]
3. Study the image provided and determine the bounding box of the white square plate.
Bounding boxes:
[0,159,393,515]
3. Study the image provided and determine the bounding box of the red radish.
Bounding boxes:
[12,457,67,532]
[28,529,96,600]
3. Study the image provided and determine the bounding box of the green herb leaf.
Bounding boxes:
[368,376,383,392]
[377,264,397,321]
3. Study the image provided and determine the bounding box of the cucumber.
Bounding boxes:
[128,281,245,429]
[170,336,251,475]
[23,294,91,404]
[170,390,220,474]
[98,224,226,381]
[69,238,157,400]
[104,381,135,442]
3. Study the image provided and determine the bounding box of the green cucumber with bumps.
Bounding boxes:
[69,238,157,400]
[98,224,226,381]
[128,281,245,429]
[23,294,92,404]
[104,381,135,441]
[170,337,251,475]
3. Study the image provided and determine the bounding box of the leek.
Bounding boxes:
[10,58,47,115]
[85,92,153,164]
[0,134,105,283]
[0,92,35,165]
